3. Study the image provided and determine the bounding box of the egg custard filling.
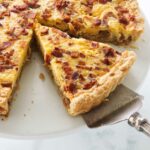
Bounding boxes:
[0,1,35,115]
[37,0,144,44]
[0,0,142,116]
[35,23,136,115]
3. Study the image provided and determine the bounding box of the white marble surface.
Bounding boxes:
[0,123,150,150]
[0,0,150,149]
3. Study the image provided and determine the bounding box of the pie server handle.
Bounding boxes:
[128,112,150,137]
[83,85,150,137]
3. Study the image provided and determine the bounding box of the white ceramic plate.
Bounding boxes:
[0,4,150,139]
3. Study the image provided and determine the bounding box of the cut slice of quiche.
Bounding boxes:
[0,1,36,115]
[37,0,143,44]
[35,23,136,116]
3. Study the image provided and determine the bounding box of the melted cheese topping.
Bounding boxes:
[0,0,140,114]
[0,1,35,114]
[37,0,143,44]
[1,0,143,45]
[35,23,123,101]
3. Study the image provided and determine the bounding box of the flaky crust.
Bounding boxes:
[68,51,136,116]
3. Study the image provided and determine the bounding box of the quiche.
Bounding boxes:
[35,23,136,115]
[0,0,142,116]
[0,1,35,115]
[37,0,144,44]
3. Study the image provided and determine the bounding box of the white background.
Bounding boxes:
[0,0,150,149]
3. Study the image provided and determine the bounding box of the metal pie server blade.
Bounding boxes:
[82,84,150,137]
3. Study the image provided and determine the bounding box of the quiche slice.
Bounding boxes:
[35,23,136,116]
[0,1,36,115]
[37,0,144,44]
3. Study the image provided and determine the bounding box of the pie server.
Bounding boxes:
[82,84,150,137]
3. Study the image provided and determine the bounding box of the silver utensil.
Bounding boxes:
[83,84,150,137]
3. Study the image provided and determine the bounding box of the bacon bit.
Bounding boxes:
[53,28,69,38]
[72,72,79,80]
[119,16,129,25]
[77,18,83,23]
[100,0,112,4]
[103,68,110,72]
[129,15,135,22]
[52,47,63,58]
[65,51,71,55]
[56,59,62,63]
[0,23,2,27]
[83,80,96,90]
[23,0,40,8]
[76,65,92,71]
[60,32,68,38]
[5,11,10,17]
[42,9,51,20]
[0,41,12,51]
[63,66,72,75]
[79,74,85,81]
[0,56,4,63]
[1,83,12,88]
[0,13,4,20]
[6,28,20,40]
[95,66,100,70]
[6,27,15,35]
[71,51,79,58]
[94,19,101,26]
[68,23,76,34]
[87,0,95,5]
[79,53,86,58]
[19,11,36,29]
[22,11,36,19]
[63,14,70,23]
[91,42,99,48]
[66,82,77,94]
[103,58,111,65]
[68,42,73,46]
[55,0,70,10]
[119,34,125,42]
[103,11,116,25]
[14,4,28,11]
[103,47,115,57]
[10,8,20,13]
[40,28,49,36]
[4,49,14,58]
[39,73,45,81]
[71,21,82,31]
[116,51,121,55]
[22,28,28,35]
[65,75,71,80]
[89,73,96,78]
[63,62,69,66]
[110,72,115,76]
[26,22,34,29]
[0,65,14,72]
[45,54,51,65]
[1,2,9,8]
[78,61,85,66]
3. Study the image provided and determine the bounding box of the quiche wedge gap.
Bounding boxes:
[35,23,136,116]
[0,5,36,115]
